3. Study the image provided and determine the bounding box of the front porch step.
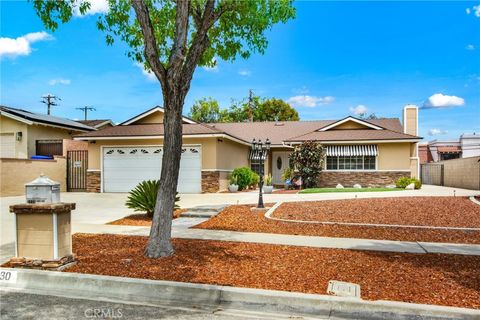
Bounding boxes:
[188,205,227,212]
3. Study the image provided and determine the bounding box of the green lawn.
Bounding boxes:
[299,187,404,194]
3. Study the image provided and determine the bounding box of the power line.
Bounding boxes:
[76,106,96,120]
[40,94,61,115]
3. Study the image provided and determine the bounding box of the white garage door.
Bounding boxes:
[103,146,201,193]
[0,133,15,158]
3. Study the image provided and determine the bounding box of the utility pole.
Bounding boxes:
[248,89,253,122]
[76,106,96,120]
[40,94,61,115]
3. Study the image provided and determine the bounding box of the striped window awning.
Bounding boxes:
[326,145,378,157]
[249,148,268,161]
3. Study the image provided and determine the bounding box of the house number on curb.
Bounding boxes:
[0,269,17,283]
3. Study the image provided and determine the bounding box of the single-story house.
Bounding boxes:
[74,105,421,193]
[0,106,95,159]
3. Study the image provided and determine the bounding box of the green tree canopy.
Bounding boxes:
[32,0,295,258]
[189,95,299,123]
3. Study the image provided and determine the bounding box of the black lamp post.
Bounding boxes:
[251,138,271,209]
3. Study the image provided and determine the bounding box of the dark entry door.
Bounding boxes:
[67,150,88,191]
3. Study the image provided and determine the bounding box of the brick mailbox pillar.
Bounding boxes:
[9,203,76,269]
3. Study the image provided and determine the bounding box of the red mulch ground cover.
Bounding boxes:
[108,209,187,226]
[273,197,480,228]
[64,234,480,309]
[194,204,480,244]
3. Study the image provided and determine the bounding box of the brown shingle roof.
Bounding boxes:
[75,123,221,138]
[285,129,420,142]
[74,117,421,143]
[77,119,112,127]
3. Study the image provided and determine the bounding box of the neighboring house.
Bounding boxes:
[419,133,480,164]
[75,105,421,193]
[0,106,95,159]
[77,119,115,130]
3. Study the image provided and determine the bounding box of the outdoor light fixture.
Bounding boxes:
[250,138,271,209]
[16,131,22,141]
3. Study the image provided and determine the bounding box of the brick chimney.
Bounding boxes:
[403,104,418,136]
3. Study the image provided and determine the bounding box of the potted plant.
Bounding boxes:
[281,167,294,189]
[228,174,239,193]
[263,174,273,194]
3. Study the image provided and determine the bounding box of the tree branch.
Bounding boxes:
[131,0,167,88]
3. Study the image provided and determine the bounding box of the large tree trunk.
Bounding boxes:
[145,86,185,258]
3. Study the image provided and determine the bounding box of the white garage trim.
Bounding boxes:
[100,144,202,193]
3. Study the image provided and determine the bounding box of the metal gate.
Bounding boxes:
[67,150,88,191]
[420,163,444,186]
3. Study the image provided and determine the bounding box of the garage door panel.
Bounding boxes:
[103,146,201,193]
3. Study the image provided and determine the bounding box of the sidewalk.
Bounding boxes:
[72,218,480,256]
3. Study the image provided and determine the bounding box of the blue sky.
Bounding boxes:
[1,1,479,140]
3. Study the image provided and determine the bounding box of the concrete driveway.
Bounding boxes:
[1,184,478,263]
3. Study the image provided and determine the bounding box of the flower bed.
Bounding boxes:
[57,234,480,309]
[194,203,480,244]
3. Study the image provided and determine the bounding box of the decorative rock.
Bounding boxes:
[353,184,362,189]
[32,260,43,266]
[405,183,415,190]
[336,184,344,189]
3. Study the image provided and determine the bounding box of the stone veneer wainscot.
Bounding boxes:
[201,171,220,193]
[318,171,408,188]
[86,170,101,193]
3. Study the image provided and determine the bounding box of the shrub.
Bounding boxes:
[125,180,180,217]
[249,171,260,189]
[395,176,422,189]
[229,174,238,186]
[265,174,273,186]
[231,167,254,190]
[281,167,293,182]
[289,141,325,188]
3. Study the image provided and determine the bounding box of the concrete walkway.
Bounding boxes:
[71,217,480,256]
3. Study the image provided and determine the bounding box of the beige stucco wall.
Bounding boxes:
[404,107,418,136]
[133,112,164,124]
[216,138,249,170]
[0,157,67,196]
[27,125,76,157]
[0,115,29,158]
[377,143,411,170]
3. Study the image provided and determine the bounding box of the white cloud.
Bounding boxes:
[74,0,109,16]
[286,95,335,108]
[134,62,157,81]
[422,93,465,109]
[238,69,251,77]
[428,128,448,136]
[466,44,475,50]
[349,104,368,116]
[48,78,71,86]
[466,5,480,17]
[0,31,53,58]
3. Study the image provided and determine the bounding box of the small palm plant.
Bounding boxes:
[125,180,180,218]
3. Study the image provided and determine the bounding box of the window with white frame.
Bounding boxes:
[325,145,377,171]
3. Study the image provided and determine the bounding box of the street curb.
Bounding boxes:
[1,268,479,320]
[470,196,480,206]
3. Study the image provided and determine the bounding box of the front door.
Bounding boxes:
[272,151,290,185]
